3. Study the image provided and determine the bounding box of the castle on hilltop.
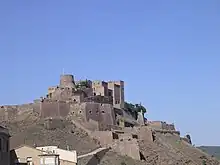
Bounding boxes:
[41,74,143,131]
[0,74,193,160]
[0,74,178,132]
[47,74,124,109]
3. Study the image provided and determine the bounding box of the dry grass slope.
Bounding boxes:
[1,112,100,155]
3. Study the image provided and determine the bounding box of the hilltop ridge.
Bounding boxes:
[1,74,219,165]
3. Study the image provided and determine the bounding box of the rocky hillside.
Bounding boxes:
[0,111,100,155]
[1,110,219,165]
[140,132,220,165]
[78,133,220,165]
[78,150,148,165]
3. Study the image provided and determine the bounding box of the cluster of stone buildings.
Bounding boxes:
[46,75,124,109]
[0,74,193,164]
[0,74,174,132]
[35,74,140,131]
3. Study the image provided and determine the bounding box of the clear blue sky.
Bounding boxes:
[0,0,219,146]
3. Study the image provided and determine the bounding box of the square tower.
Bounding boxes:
[92,81,108,96]
[107,81,125,109]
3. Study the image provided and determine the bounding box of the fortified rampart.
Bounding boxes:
[68,102,116,131]
[40,99,70,118]
[147,121,176,131]
[111,135,140,160]
[123,126,154,142]
[0,99,116,132]
[47,87,74,101]
[90,129,147,160]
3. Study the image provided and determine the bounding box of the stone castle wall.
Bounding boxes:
[69,103,86,120]
[90,131,114,146]
[111,135,140,160]
[91,130,141,160]
[148,121,176,131]
[48,87,73,101]
[123,126,153,142]
[40,101,116,131]
[81,102,116,131]
[0,99,115,132]
[40,99,70,118]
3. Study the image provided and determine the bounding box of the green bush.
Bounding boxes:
[125,102,147,114]
[75,79,90,89]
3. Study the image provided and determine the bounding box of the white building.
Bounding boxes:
[11,145,77,165]
[36,146,77,164]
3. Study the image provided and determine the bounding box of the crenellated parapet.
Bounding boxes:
[153,129,180,135]
[147,121,176,131]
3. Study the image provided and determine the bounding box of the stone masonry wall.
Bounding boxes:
[90,130,141,160]
[111,137,140,160]
[68,102,116,131]
[40,100,70,118]
[148,121,176,131]
[90,131,114,146]
[123,126,153,142]
[49,87,73,101]
[69,103,87,121]
[84,102,116,130]
[99,103,116,127]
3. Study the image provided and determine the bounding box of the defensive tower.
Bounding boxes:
[60,74,75,88]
